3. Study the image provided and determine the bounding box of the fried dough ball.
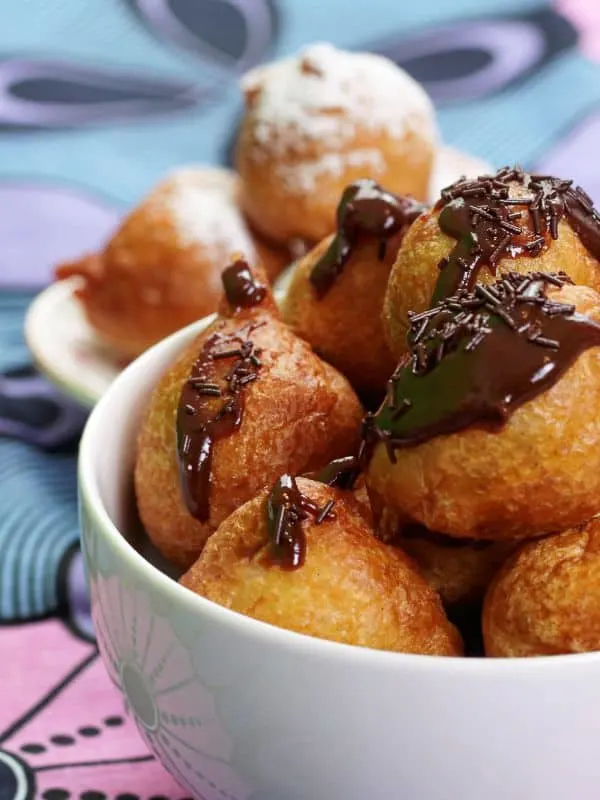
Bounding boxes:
[367,282,600,542]
[283,235,399,402]
[483,521,600,657]
[181,477,462,655]
[236,42,437,246]
[56,167,279,361]
[135,261,363,570]
[383,168,600,357]
[283,182,425,403]
[393,525,518,607]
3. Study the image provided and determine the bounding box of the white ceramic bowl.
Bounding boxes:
[80,316,600,800]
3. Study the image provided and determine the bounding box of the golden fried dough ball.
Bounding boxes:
[367,279,600,542]
[393,525,518,607]
[181,476,462,655]
[283,181,425,402]
[483,521,600,657]
[56,167,269,360]
[383,168,600,357]
[236,43,437,246]
[135,261,363,570]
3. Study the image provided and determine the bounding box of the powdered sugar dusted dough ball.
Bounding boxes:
[236,43,437,245]
[56,167,283,359]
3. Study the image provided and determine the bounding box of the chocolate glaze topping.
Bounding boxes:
[433,167,600,301]
[222,258,267,309]
[305,455,361,490]
[265,474,335,569]
[176,320,264,521]
[369,271,600,453]
[309,179,426,296]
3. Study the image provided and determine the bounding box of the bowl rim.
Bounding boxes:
[79,315,600,675]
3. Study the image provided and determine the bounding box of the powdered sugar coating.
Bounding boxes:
[148,167,256,259]
[241,43,437,155]
[278,148,386,193]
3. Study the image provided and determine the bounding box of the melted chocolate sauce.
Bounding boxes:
[370,271,600,452]
[304,455,361,490]
[222,258,267,309]
[433,167,600,301]
[309,179,426,296]
[265,474,335,570]
[176,321,264,521]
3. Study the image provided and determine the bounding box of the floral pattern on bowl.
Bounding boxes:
[87,562,249,800]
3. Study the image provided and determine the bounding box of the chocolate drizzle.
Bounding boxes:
[305,455,361,490]
[176,321,264,521]
[265,475,336,569]
[369,271,600,452]
[309,179,426,296]
[434,167,600,301]
[222,258,267,309]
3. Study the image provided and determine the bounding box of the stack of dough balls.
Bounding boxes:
[367,269,600,656]
[127,158,600,660]
[134,257,462,655]
[135,258,363,569]
[55,41,442,362]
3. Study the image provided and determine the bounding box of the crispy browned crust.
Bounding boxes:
[383,204,600,358]
[135,312,364,570]
[236,122,434,245]
[368,284,600,541]
[282,235,399,401]
[55,169,264,360]
[483,520,600,657]
[180,478,463,655]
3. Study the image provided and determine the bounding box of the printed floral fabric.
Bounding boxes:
[2,0,600,796]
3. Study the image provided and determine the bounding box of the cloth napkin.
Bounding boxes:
[2,0,600,797]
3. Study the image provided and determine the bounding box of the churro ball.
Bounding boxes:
[366,275,600,542]
[236,42,437,247]
[283,180,426,402]
[135,259,363,569]
[484,521,600,657]
[383,167,600,357]
[181,476,462,655]
[394,525,518,607]
[56,167,280,360]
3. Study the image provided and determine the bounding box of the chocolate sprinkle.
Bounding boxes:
[309,179,426,296]
[433,167,600,301]
[176,321,264,521]
[370,271,600,451]
[265,474,335,570]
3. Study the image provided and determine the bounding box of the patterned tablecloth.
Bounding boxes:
[2,0,600,797]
